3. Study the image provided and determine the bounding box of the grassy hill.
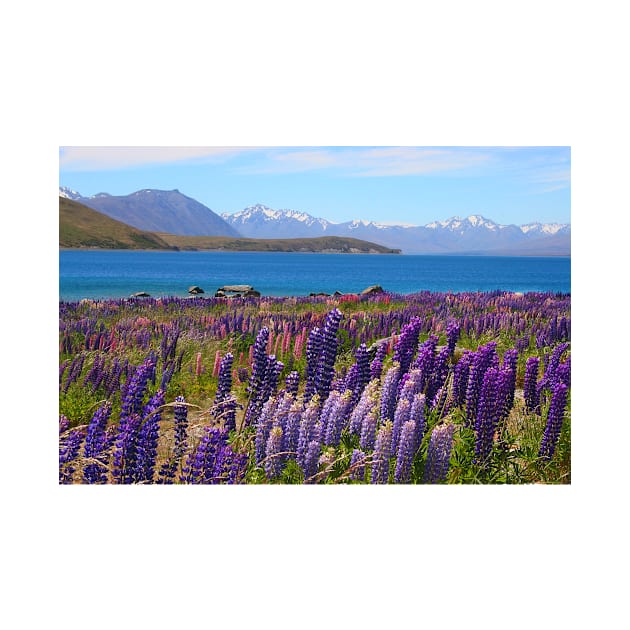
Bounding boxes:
[157,233,401,253]
[59,197,401,253]
[60,197,174,249]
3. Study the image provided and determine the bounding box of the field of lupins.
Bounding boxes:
[59,290,570,484]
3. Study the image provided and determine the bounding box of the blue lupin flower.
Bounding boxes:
[297,397,322,469]
[302,440,321,483]
[359,408,378,452]
[314,309,343,402]
[524,356,540,414]
[539,381,569,460]
[423,424,455,484]
[59,427,85,484]
[380,363,401,423]
[371,422,393,484]
[83,401,113,484]
[394,420,417,483]
[134,389,165,484]
[304,327,323,401]
[349,448,367,482]
[264,426,284,480]
[474,367,500,465]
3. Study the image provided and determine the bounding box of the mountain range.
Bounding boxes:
[59,187,570,255]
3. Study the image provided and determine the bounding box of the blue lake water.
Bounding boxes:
[59,250,571,301]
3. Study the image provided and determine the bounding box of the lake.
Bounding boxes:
[59,250,571,301]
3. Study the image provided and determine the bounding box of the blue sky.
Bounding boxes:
[59,146,570,226]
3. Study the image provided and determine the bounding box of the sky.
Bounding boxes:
[59,146,570,226]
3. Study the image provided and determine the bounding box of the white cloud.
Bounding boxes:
[243,147,492,176]
[59,146,258,171]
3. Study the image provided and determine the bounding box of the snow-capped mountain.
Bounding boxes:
[221,204,334,238]
[222,207,570,255]
[59,186,83,201]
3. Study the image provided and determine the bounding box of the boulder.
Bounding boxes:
[188,286,204,295]
[130,291,150,298]
[309,292,330,297]
[215,285,260,298]
[361,285,384,295]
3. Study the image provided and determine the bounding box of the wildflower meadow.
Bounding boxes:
[59,290,570,484]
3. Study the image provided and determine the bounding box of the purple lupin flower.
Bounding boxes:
[349,379,379,435]
[302,440,321,483]
[158,394,189,484]
[394,420,417,483]
[371,422,393,484]
[423,424,455,484]
[392,397,411,457]
[464,342,497,426]
[409,393,427,449]
[359,408,378,452]
[284,370,300,397]
[134,389,165,484]
[446,320,461,356]
[452,352,472,408]
[297,397,321,468]
[352,343,371,405]
[538,381,569,460]
[244,327,270,427]
[264,426,284,480]
[83,401,113,484]
[349,448,367,482]
[474,367,500,465]
[183,427,228,484]
[380,363,401,423]
[59,427,86,484]
[255,396,279,465]
[370,343,387,380]
[59,414,70,435]
[324,390,353,447]
[393,317,422,374]
[212,352,236,432]
[556,357,570,388]
[524,356,541,414]
[111,413,142,484]
[314,309,343,402]
[282,399,302,456]
[426,346,451,405]
[304,327,323,401]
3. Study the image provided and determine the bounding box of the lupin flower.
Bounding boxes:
[134,389,165,484]
[371,422,393,484]
[255,396,279,465]
[538,381,569,460]
[212,352,236,432]
[264,426,284,480]
[474,367,500,465]
[243,327,270,427]
[349,448,367,482]
[297,397,322,469]
[380,363,401,423]
[392,397,411,456]
[304,327,323,401]
[464,342,497,425]
[524,356,541,414]
[349,379,379,435]
[423,424,455,484]
[284,370,300,397]
[359,408,378,452]
[394,420,417,483]
[302,440,321,483]
[446,320,461,356]
[83,401,113,484]
[111,413,142,484]
[393,317,422,374]
[370,343,387,380]
[314,309,343,402]
[59,427,85,484]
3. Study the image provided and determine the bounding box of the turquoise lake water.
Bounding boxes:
[59,250,571,301]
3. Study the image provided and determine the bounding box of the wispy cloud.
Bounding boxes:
[59,146,258,171]
[243,147,493,176]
